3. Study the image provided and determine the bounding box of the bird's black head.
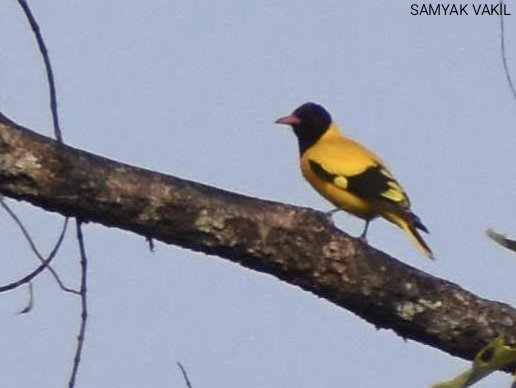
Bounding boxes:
[276,102,332,154]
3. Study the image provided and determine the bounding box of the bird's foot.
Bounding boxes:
[359,220,370,243]
[323,208,340,223]
[324,208,340,217]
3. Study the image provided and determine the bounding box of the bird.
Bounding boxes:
[275,102,433,259]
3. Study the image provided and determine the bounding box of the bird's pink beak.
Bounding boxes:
[275,114,301,126]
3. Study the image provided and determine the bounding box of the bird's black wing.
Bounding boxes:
[309,160,410,208]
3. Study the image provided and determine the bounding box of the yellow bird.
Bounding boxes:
[276,102,433,259]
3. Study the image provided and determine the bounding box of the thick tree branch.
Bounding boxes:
[0,113,515,366]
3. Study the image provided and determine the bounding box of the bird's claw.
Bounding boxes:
[323,208,340,223]
[324,208,340,217]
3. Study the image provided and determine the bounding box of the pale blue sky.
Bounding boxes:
[0,1,515,387]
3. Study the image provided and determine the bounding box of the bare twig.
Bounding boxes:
[15,3,91,388]
[0,198,77,293]
[13,0,73,295]
[499,0,516,103]
[177,362,193,388]
[15,0,72,289]
[68,220,89,388]
[16,0,63,141]
[147,236,155,252]
[18,282,34,314]
[0,215,68,292]
[486,228,516,253]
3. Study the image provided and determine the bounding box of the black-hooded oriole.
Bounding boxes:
[276,102,433,259]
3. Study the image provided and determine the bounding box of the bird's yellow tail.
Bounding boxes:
[400,221,434,259]
[385,212,434,259]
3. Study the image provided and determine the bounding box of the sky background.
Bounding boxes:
[0,1,515,387]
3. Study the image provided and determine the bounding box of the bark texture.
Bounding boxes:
[0,112,514,365]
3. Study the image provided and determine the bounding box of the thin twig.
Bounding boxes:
[16,3,91,388]
[0,198,78,294]
[177,362,193,388]
[14,0,73,293]
[68,220,89,388]
[0,216,68,292]
[486,228,516,253]
[147,236,155,252]
[499,0,516,103]
[18,282,34,314]
[16,0,63,142]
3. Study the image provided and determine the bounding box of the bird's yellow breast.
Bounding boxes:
[299,124,385,219]
[301,156,376,218]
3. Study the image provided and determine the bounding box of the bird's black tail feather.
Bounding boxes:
[410,212,429,234]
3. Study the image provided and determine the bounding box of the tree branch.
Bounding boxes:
[0,113,514,366]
